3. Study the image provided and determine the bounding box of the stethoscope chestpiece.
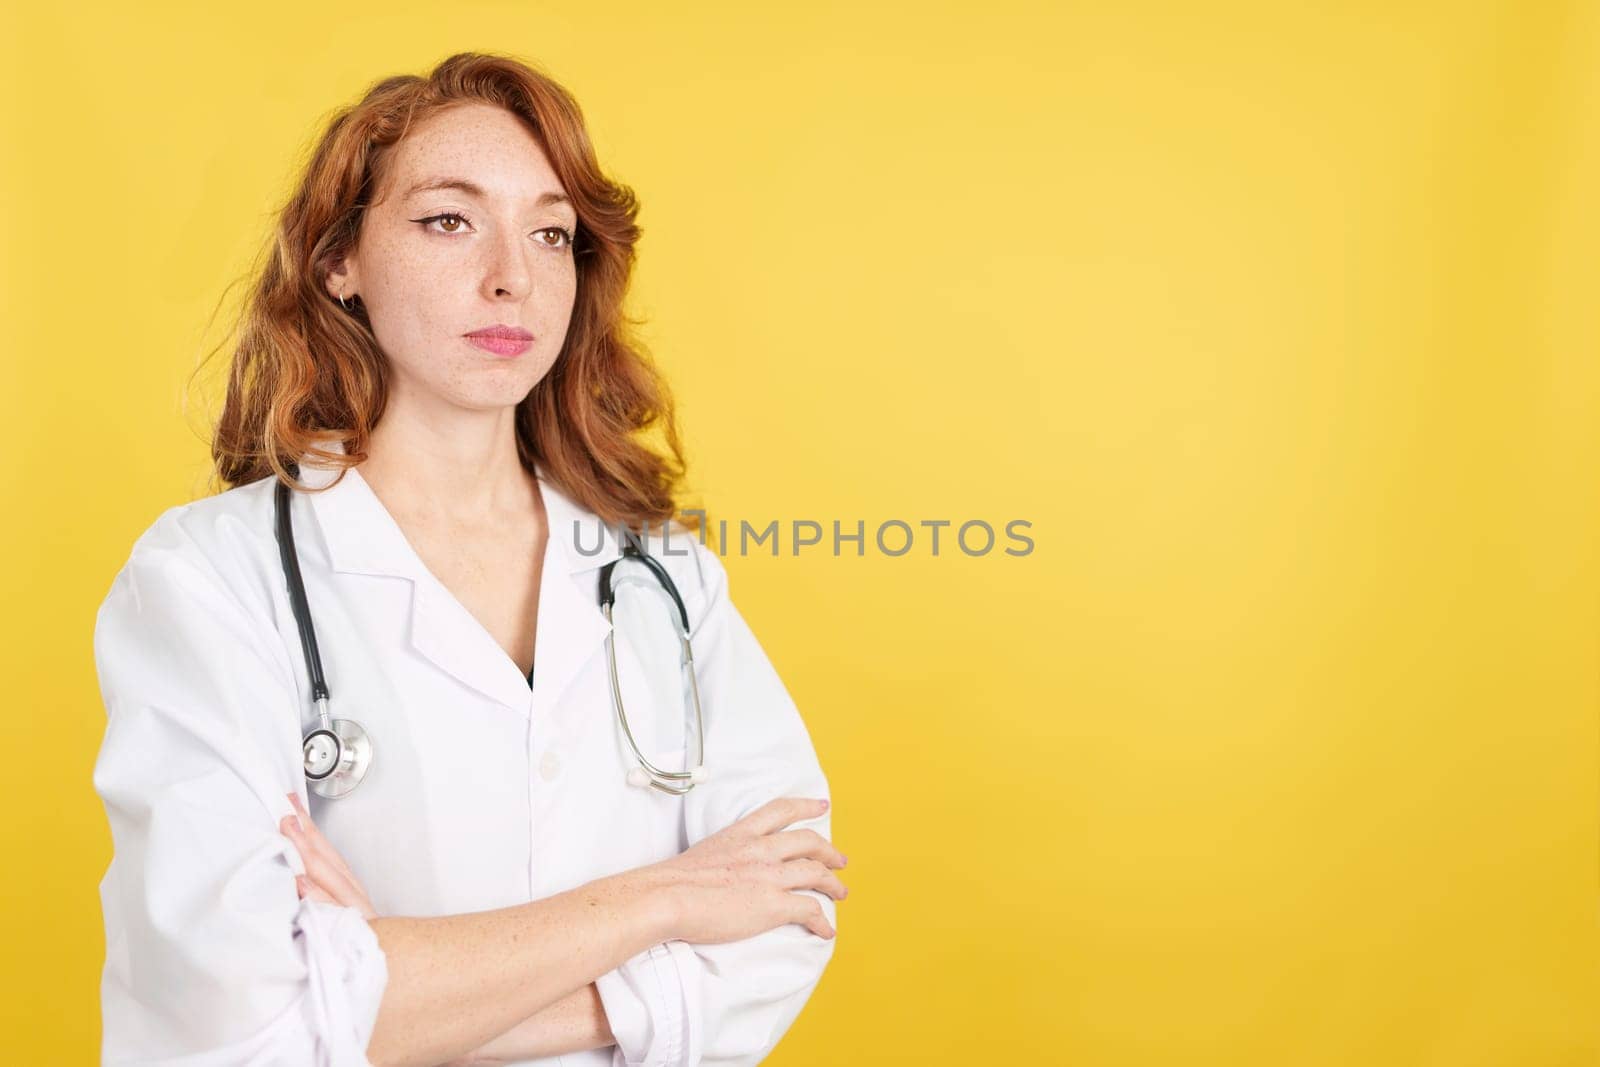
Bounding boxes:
[302,714,374,800]
[303,728,341,779]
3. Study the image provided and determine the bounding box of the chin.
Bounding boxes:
[447,382,541,411]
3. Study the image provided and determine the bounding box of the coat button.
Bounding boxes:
[539,751,561,781]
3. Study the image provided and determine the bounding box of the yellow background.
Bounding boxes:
[3,2,1597,1063]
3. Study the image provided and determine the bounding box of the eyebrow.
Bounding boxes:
[403,177,572,210]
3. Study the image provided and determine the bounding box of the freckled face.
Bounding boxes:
[330,102,579,412]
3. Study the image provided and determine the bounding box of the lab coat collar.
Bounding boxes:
[296,438,623,718]
[296,438,629,577]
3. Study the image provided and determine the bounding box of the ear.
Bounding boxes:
[324,254,360,303]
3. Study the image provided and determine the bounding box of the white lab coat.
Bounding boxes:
[90,443,836,1066]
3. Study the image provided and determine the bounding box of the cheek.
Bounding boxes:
[372,244,433,302]
[364,299,427,370]
[364,246,452,354]
[551,269,579,321]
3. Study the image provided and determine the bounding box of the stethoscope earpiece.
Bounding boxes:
[625,762,709,790]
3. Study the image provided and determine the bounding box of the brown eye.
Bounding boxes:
[537,227,575,250]
[411,212,472,234]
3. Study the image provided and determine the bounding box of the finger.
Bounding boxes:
[282,815,380,919]
[779,858,849,901]
[287,796,362,886]
[287,794,360,886]
[790,897,835,939]
[282,817,364,909]
[299,876,337,907]
[768,828,847,869]
[305,866,360,911]
[811,871,849,902]
[738,797,829,838]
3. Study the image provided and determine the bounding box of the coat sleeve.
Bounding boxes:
[594,538,836,1067]
[91,511,389,1065]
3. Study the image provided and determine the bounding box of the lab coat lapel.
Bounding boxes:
[409,579,542,715]
[299,446,560,715]
[531,472,624,725]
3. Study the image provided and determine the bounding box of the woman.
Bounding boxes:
[91,52,847,1067]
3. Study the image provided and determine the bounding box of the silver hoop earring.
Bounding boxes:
[338,291,351,311]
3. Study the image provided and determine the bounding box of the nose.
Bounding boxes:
[480,227,533,303]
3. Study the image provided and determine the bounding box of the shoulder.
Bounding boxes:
[652,520,730,625]
[102,474,285,623]
[596,516,731,637]
[92,478,307,791]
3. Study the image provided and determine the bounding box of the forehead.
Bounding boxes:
[379,103,566,203]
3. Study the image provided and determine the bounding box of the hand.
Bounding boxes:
[280,791,379,920]
[638,797,849,944]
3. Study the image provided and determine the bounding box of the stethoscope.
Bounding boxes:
[274,475,708,800]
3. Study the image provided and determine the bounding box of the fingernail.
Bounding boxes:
[820,799,829,810]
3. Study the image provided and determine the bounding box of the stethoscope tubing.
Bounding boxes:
[275,471,707,797]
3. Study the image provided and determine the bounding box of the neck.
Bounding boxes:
[357,392,537,527]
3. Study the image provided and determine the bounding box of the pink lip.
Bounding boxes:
[465,325,534,358]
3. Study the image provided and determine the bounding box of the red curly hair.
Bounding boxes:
[201,51,700,536]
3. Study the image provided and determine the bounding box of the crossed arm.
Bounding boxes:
[443,985,613,1065]
[284,790,616,1063]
